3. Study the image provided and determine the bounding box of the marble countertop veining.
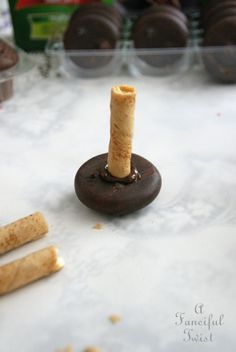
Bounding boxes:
[0,66,236,352]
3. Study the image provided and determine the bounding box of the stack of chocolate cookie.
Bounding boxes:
[202,0,236,82]
[0,39,19,102]
[132,4,189,67]
[63,3,123,69]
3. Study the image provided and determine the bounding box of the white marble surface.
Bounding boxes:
[0,66,236,352]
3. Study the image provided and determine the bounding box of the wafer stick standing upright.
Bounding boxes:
[107,86,136,178]
[0,212,48,255]
[0,246,64,295]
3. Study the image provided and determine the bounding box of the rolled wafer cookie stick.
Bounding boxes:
[0,212,48,255]
[0,246,64,295]
[107,85,136,178]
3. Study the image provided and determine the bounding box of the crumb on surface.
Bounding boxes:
[109,314,121,324]
[84,347,102,352]
[56,346,73,352]
[93,223,103,230]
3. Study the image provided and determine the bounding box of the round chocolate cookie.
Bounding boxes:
[68,3,122,30]
[64,13,120,69]
[203,16,236,82]
[0,39,19,71]
[0,40,19,102]
[151,0,181,9]
[141,4,188,25]
[206,6,236,30]
[74,153,162,215]
[133,10,188,67]
[203,1,236,27]
[202,0,234,13]
[0,80,13,102]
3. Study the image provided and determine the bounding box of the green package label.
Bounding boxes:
[8,0,114,52]
[28,13,69,40]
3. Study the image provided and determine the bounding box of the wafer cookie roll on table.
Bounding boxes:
[107,85,136,178]
[0,246,64,295]
[0,212,48,255]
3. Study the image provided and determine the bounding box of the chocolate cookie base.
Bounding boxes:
[64,10,120,69]
[133,10,188,68]
[74,153,162,215]
[0,79,13,102]
[203,16,236,83]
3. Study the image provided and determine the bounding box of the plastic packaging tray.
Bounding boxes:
[46,39,194,78]
[45,10,236,81]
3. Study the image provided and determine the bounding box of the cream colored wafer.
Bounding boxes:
[0,212,48,255]
[0,246,64,295]
[107,85,136,178]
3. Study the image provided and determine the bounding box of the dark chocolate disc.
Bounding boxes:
[203,0,234,16]
[151,0,181,9]
[0,40,19,71]
[141,4,188,25]
[203,16,236,82]
[0,80,13,102]
[202,0,231,15]
[74,153,162,216]
[206,7,236,29]
[204,1,236,27]
[68,3,122,30]
[63,14,120,69]
[133,11,188,67]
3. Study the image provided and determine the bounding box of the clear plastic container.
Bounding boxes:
[46,40,124,78]
[127,42,193,77]
[46,38,194,78]
[199,45,236,83]
[45,8,236,82]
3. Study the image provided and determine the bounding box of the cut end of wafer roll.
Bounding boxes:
[54,255,65,271]
[112,85,136,95]
[0,246,64,295]
[44,246,64,273]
